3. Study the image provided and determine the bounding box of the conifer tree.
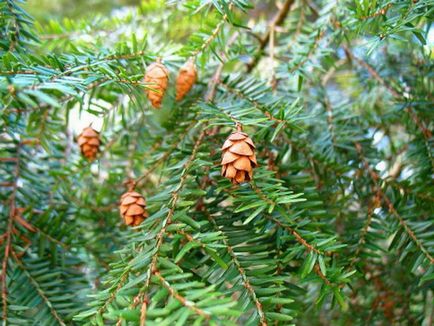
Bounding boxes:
[1,0,433,325]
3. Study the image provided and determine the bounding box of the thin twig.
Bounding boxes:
[134,129,207,326]
[204,208,268,325]
[355,143,434,264]
[154,270,211,319]
[1,141,21,321]
[250,183,331,257]
[190,3,234,58]
[10,251,66,326]
[134,120,198,187]
[247,0,296,72]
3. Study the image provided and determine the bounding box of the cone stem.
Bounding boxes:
[125,179,136,192]
[236,122,243,132]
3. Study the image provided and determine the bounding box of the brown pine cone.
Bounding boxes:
[119,191,148,226]
[221,130,257,184]
[77,126,100,160]
[175,60,197,101]
[144,61,169,109]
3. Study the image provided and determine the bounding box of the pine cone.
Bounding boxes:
[221,131,257,184]
[144,61,169,109]
[175,60,197,101]
[77,126,100,160]
[119,191,148,226]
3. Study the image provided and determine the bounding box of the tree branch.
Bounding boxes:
[1,141,21,321]
[204,208,268,325]
[153,270,211,319]
[247,0,296,72]
[355,143,434,265]
[10,251,66,326]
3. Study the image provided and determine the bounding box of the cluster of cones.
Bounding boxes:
[76,54,257,228]
[144,59,197,109]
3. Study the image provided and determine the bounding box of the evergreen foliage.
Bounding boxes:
[1,0,433,325]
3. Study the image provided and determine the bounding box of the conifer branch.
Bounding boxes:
[11,251,66,326]
[343,45,400,98]
[349,189,381,269]
[288,29,324,73]
[205,208,268,325]
[5,0,21,51]
[134,128,207,325]
[344,44,432,163]
[355,143,434,265]
[249,183,338,286]
[219,81,285,124]
[134,120,198,186]
[359,4,392,20]
[190,3,234,58]
[1,141,21,321]
[153,270,211,319]
[250,183,331,257]
[8,50,147,96]
[322,91,338,149]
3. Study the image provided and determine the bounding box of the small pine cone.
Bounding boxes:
[221,131,257,184]
[144,61,169,109]
[119,191,148,226]
[77,126,100,160]
[175,60,197,101]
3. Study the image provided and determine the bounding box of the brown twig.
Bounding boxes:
[250,183,331,257]
[205,31,239,102]
[246,182,341,285]
[153,270,211,319]
[359,4,392,20]
[1,141,21,320]
[343,45,400,98]
[247,0,296,72]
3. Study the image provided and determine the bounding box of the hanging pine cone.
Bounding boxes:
[144,60,169,109]
[175,59,197,101]
[77,126,100,160]
[119,191,148,226]
[221,127,257,184]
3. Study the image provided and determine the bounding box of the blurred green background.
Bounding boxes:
[25,0,141,21]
